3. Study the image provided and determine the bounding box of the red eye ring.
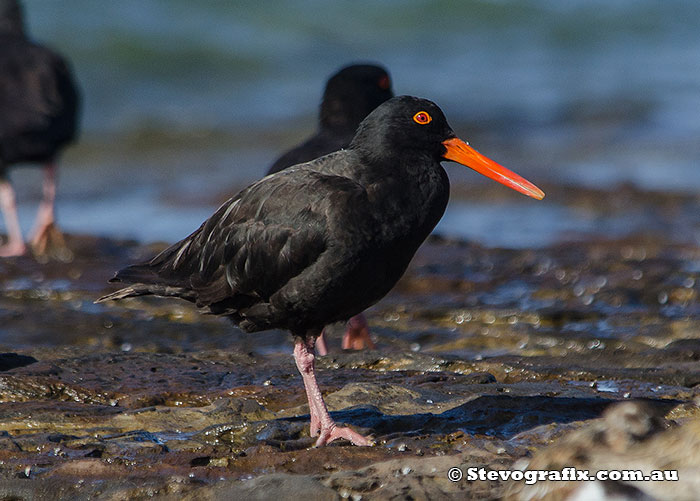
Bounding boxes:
[413,111,432,125]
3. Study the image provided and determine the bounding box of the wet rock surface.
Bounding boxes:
[1,186,700,499]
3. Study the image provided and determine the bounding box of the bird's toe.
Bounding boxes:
[314,424,373,447]
[0,241,27,257]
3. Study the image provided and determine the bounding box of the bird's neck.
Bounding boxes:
[357,151,451,239]
[319,98,367,136]
[319,115,360,137]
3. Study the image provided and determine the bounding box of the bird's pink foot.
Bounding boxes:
[309,413,321,437]
[341,313,376,350]
[315,422,373,447]
[27,164,70,260]
[0,240,27,257]
[307,389,370,445]
[29,222,71,260]
[294,336,373,447]
[29,221,57,253]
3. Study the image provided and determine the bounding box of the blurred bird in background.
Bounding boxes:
[0,0,80,258]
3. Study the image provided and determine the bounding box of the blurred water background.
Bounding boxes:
[9,0,700,247]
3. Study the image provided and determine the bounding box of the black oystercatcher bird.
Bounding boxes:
[98,96,544,446]
[268,63,394,355]
[0,0,80,257]
[267,64,393,175]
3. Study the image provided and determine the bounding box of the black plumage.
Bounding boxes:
[268,63,393,353]
[267,64,393,175]
[0,0,80,256]
[99,96,544,446]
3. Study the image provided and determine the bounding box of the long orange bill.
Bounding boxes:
[442,137,545,200]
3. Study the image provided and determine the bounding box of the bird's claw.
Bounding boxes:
[29,223,72,261]
[0,241,27,257]
[314,423,373,447]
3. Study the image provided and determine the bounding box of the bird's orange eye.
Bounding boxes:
[378,75,390,90]
[413,111,432,125]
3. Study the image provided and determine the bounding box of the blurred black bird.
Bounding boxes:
[267,64,393,176]
[0,0,80,257]
[268,63,394,354]
[98,96,544,446]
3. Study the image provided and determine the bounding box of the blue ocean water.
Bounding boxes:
[8,0,700,247]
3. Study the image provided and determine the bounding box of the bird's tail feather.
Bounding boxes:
[95,260,194,303]
[95,283,195,303]
[111,263,161,284]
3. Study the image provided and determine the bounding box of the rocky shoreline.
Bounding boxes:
[1,229,699,500]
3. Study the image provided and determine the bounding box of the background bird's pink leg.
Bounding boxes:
[29,163,70,258]
[341,313,376,350]
[315,330,329,356]
[29,163,59,252]
[293,336,372,447]
[0,180,26,257]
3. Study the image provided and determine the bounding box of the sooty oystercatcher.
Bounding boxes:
[268,63,394,354]
[98,96,544,446]
[0,0,80,257]
[267,63,393,175]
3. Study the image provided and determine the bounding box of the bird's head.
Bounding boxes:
[320,64,394,133]
[351,96,544,200]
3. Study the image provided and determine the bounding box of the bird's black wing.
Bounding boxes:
[105,161,374,331]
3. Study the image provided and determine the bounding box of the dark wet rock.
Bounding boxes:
[0,476,208,500]
[0,351,269,408]
[324,453,480,500]
[189,473,339,501]
[0,352,37,371]
[0,478,101,501]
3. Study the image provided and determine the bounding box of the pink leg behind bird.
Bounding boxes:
[315,330,329,356]
[29,163,64,254]
[342,313,376,350]
[294,336,373,446]
[0,180,27,257]
[315,313,375,356]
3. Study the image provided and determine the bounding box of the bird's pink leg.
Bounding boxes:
[316,330,329,356]
[305,384,322,438]
[295,337,325,437]
[293,336,373,447]
[297,337,321,436]
[341,313,376,350]
[29,162,65,254]
[0,180,27,257]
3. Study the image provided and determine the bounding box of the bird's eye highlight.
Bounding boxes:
[413,111,432,125]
